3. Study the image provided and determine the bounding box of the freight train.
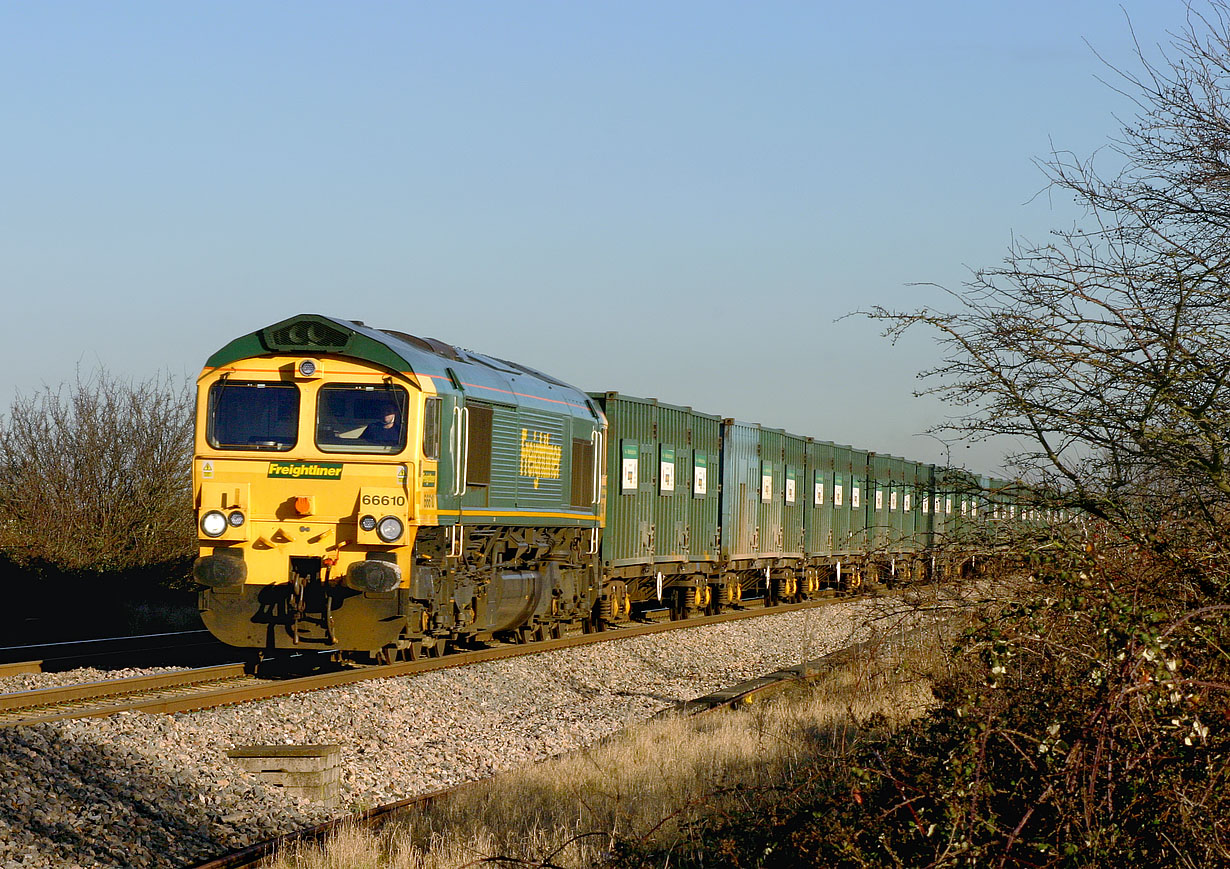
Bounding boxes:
[192,314,1036,660]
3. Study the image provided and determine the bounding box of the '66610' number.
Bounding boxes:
[361,494,406,507]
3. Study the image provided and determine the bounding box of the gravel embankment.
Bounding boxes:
[0,598,913,868]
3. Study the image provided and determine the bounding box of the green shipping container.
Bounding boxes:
[900,460,924,553]
[916,463,936,549]
[719,421,806,563]
[866,453,893,553]
[803,439,837,559]
[885,455,907,554]
[591,393,721,575]
[836,447,869,557]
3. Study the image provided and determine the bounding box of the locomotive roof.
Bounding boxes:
[205,313,600,419]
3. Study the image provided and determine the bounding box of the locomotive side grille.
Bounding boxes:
[264,320,350,352]
[571,438,595,507]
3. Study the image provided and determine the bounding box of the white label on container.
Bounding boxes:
[622,459,638,491]
[660,446,675,494]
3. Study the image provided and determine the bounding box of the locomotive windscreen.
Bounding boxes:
[207,381,300,451]
[315,383,409,454]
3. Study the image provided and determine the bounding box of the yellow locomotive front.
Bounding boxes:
[193,335,442,654]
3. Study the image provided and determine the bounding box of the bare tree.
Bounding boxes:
[868,4,1230,598]
[0,369,195,575]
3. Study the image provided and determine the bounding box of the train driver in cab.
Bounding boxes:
[361,402,402,445]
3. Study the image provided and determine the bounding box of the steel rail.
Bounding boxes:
[0,663,253,726]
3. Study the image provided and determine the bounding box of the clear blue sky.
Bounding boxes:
[0,1,1187,473]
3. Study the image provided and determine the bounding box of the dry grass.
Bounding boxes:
[267,624,952,869]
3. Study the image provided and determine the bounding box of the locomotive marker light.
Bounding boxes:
[359,515,377,532]
[227,511,246,527]
[201,510,228,538]
[376,516,404,543]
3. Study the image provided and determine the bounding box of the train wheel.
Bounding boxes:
[770,577,787,605]
[673,587,698,619]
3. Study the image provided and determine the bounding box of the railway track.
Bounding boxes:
[0,596,845,727]
[0,663,260,727]
[187,617,924,869]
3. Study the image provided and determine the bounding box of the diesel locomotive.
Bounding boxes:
[192,314,1033,660]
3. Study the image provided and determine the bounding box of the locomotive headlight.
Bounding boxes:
[227,511,246,527]
[376,515,404,543]
[297,358,320,378]
[359,514,377,532]
[201,510,228,538]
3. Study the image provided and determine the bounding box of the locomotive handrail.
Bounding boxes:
[451,406,461,495]
[591,428,603,506]
[451,405,469,496]
[460,406,469,493]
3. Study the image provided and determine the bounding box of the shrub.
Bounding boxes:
[613,544,1230,867]
[0,369,195,578]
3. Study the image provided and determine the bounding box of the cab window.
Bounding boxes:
[422,397,442,460]
[315,384,409,454]
[208,382,299,451]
